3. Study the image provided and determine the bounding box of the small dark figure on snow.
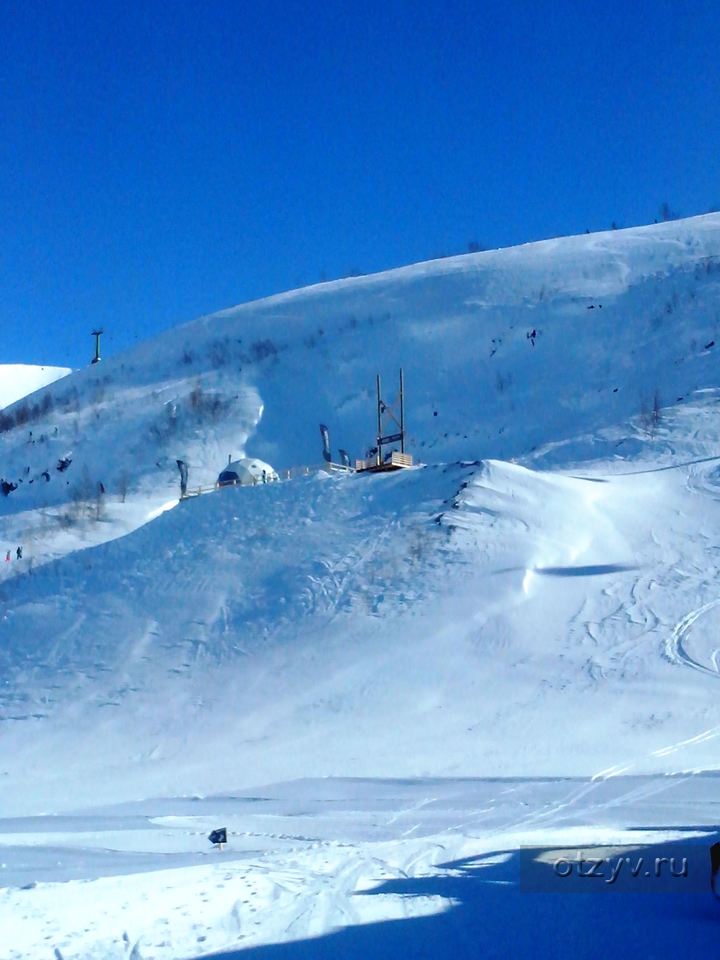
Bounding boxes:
[4,551,10,563]
[16,546,22,560]
[527,329,537,347]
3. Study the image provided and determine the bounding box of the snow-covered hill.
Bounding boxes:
[4,390,720,814]
[0,363,70,410]
[1,215,720,521]
[3,216,720,958]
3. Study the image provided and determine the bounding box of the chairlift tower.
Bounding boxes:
[91,329,104,365]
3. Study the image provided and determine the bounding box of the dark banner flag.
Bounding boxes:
[176,459,188,496]
[319,424,332,463]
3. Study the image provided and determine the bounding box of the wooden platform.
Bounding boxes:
[355,451,413,473]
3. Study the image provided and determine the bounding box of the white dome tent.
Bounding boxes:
[217,457,278,488]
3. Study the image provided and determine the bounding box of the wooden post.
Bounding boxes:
[399,368,405,453]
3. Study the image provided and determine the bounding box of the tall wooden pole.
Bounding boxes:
[399,367,405,453]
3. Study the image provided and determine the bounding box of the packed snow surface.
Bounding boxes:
[2,216,720,957]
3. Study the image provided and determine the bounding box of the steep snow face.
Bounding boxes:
[0,364,70,409]
[0,215,719,534]
[4,387,720,815]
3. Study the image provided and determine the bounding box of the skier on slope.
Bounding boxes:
[4,550,10,562]
[16,546,22,560]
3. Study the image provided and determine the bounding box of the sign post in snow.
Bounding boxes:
[208,828,227,849]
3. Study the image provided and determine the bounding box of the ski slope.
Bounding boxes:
[2,216,720,957]
[4,395,720,816]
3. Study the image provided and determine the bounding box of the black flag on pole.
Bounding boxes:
[319,424,332,463]
[209,827,227,847]
[176,459,188,497]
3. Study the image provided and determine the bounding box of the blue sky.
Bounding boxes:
[2,0,719,367]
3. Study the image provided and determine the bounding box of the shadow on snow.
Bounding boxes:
[198,832,720,960]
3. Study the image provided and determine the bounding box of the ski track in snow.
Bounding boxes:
[666,599,720,678]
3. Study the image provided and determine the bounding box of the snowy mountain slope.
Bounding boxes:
[1,215,719,533]
[4,217,720,957]
[2,214,720,809]
[4,388,720,819]
[0,364,70,410]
